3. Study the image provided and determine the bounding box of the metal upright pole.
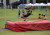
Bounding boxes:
[4,0,6,25]
[46,0,48,17]
[2,0,6,29]
[5,0,6,23]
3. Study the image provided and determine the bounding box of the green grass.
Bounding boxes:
[0,8,50,35]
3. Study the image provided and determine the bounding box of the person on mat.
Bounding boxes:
[41,14,44,18]
[38,14,47,20]
[18,10,21,17]
[38,14,41,19]
[38,14,44,19]
[41,15,47,20]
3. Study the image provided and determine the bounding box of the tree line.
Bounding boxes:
[36,0,50,3]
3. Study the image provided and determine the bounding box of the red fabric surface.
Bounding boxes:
[6,20,50,31]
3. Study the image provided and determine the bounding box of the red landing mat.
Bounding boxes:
[6,20,50,31]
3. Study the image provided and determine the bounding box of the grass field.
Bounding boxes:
[0,8,50,35]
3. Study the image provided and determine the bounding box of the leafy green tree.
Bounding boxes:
[36,0,48,3]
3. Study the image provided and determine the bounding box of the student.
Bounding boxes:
[21,10,31,18]
[41,14,44,18]
[38,14,41,19]
[18,10,21,17]
[21,9,32,21]
[30,9,32,14]
[22,8,25,16]
[42,15,47,20]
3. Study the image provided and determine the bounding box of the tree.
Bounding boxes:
[36,0,49,3]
